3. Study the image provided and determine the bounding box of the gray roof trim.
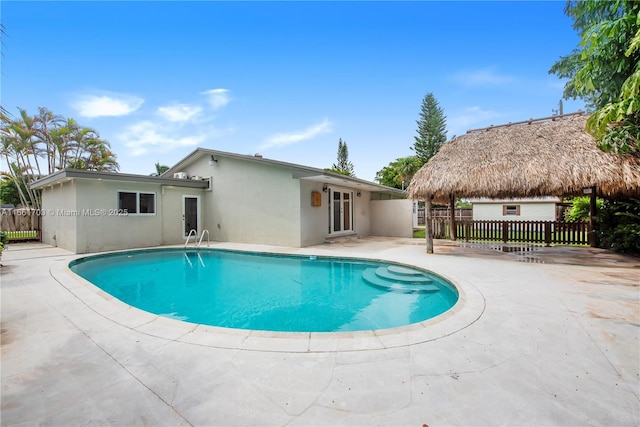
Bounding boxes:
[164,147,404,195]
[30,169,209,190]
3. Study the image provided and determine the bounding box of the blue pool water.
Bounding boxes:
[70,249,459,332]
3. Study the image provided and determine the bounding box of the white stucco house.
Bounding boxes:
[470,197,562,221]
[30,148,410,254]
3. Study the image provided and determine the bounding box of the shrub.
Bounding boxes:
[564,196,603,222]
[597,199,640,255]
[0,231,7,253]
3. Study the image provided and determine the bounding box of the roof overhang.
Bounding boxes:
[30,169,210,190]
[292,170,404,194]
[469,197,562,204]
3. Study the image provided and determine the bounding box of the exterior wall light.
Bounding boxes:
[209,155,218,166]
[322,183,328,193]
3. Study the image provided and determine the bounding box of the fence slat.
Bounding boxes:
[452,220,589,246]
[1,208,42,241]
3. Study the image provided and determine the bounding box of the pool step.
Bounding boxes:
[362,267,440,293]
[374,266,433,283]
[387,265,426,276]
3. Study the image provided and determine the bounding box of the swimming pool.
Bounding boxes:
[69,249,459,332]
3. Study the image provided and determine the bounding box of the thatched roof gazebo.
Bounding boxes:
[407,112,640,252]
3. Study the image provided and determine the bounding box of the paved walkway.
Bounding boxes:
[1,239,638,426]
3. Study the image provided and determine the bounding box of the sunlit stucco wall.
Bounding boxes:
[159,186,205,245]
[181,155,302,247]
[40,180,77,252]
[299,180,329,247]
[354,189,371,236]
[370,199,413,238]
[74,179,163,253]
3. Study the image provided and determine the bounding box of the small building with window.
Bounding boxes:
[31,148,410,254]
[470,197,562,221]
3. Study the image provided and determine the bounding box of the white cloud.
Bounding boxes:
[447,106,504,137]
[119,120,212,156]
[73,93,143,117]
[157,103,203,122]
[202,88,231,110]
[114,88,234,156]
[451,67,515,86]
[111,87,235,156]
[261,119,332,150]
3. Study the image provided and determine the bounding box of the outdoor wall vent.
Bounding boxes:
[173,172,188,179]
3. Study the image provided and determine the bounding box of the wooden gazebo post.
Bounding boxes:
[588,185,598,248]
[449,193,456,241]
[425,195,433,253]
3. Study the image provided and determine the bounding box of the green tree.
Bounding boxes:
[549,1,640,153]
[375,156,421,190]
[1,112,42,207]
[563,196,604,222]
[411,93,447,164]
[59,117,118,172]
[596,198,640,254]
[154,162,170,175]
[0,107,120,207]
[0,176,23,206]
[328,138,355,177]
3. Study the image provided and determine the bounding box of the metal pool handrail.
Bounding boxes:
[184,229,197,248]
[197,230,210,248]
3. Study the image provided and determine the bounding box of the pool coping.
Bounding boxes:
[50,243,486,353]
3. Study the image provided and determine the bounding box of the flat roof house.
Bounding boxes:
[31,148,410,254]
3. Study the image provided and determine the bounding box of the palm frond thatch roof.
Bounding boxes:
[407,113,640,203]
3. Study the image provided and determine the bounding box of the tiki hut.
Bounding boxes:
[407,112,640,252]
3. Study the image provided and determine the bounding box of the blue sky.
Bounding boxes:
[1,1,585,181]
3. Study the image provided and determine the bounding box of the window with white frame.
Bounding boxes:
[118,191,156,214]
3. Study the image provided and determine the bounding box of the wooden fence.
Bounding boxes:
[0,208,42,241]
[430,218,590,246]
[417,207,472,225]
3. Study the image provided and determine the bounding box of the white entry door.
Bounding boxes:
[329,189,353,234]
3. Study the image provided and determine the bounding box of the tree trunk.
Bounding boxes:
[449,193,456,241]
[425,197,433,253]
[589,185,598,247]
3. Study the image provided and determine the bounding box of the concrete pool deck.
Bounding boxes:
[1,238,638,425]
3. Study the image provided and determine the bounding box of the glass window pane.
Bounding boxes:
[119,192,137,213]
[344,200,350,230]
[140,193,155,214]
[333,192,341,231]
[505,205,518,215]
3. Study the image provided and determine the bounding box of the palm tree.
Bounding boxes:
[86,143,119,172]
[154,162,169,175]
[0,111,41,207]
[0,107,120,207]
[34,107,64,174]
